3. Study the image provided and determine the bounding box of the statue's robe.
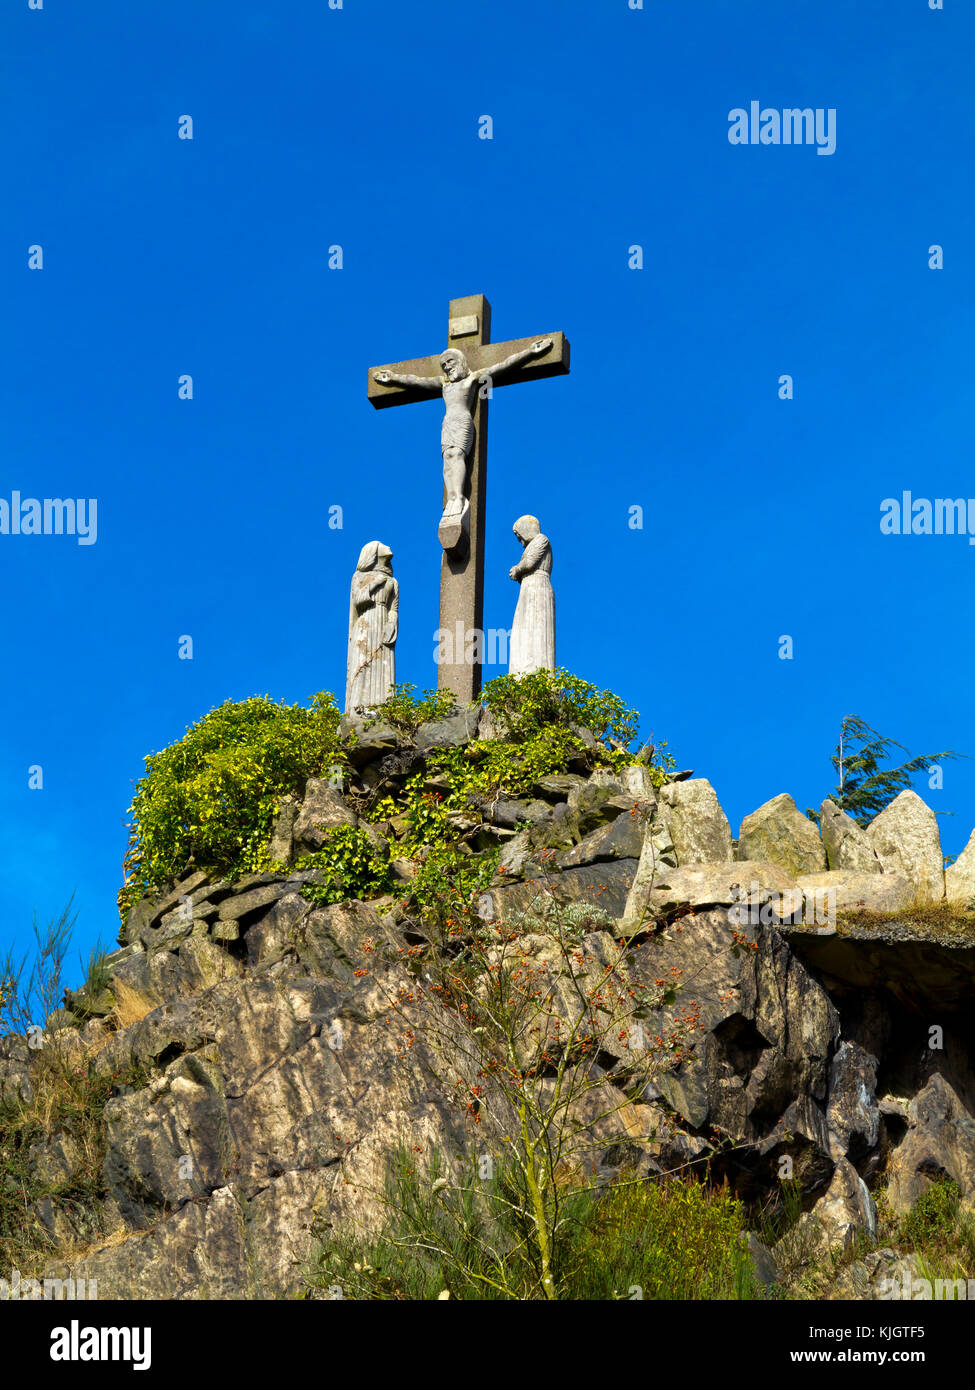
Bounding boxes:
[509,534,555,676]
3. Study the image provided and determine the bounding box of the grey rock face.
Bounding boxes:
[743,1232,779,1288]
[619,764,658,800]
[624,909,841,1201]
[808,1157,877,1252]
[31,716,975,1299]
[795,870,914,917]
[531,774,588,802]
[339,718,400,767]
[560,812,644,868]
[119,869,213,947]
[292,780,357,854]
[625,859,801,928]
[827,1041,881,1163]
[415,706,481,750]
[885,1074,975,1214]
[659,778,733,865]
[945,828,975,905]
[866,791,944,905]
[479,796,552,829]
[834,1247,923,1300]
[819,799,882,874]
[482,859,639,922]
[269,795,299,866]
[737,794,827,878]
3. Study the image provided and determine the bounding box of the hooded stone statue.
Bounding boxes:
[508,515,555,676]
[346,541,398,713]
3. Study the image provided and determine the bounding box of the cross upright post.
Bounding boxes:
[368,293,570,704]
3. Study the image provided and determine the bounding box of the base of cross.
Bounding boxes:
[437,500,470,555]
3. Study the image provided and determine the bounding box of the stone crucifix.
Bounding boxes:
[367,294,570,702]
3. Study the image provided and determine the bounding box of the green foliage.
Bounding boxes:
[633,736,679,788]
[462,724,588,793]
[304,1150,754,1300]
[407,843,499,934]
[563,1176,755,1300]
[901,1179,962,1249]
[0,901,77,1035]
[370,671,645,825]
[120,692,343,918]
[116,670,662,941]
[297,825,395,908]
[369,683,457,736]
[814,714,964,827]
[82,939,112,999]
[362,673,654,933]
[372,775,498,929]
[481,668,638,747]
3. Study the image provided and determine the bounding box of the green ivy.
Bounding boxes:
[380,780,498,930]
[297,825,395,908]
[119,692,343,919]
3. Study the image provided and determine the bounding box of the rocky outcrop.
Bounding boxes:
[807,1157,877,1252]
[885,1075,975,1215]
[783,918,975,1014]
[794,870,913,916]
[291,779,357,854]
[820,800,882,874]
[866,790,944,905]
[9,712,975,1299]
[738,794,828,878]
[658,778,732,865]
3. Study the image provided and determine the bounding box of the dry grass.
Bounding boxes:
[835,899,975,943]
[108,979,157,1031]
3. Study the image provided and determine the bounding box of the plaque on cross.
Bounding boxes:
[367,293,570,703]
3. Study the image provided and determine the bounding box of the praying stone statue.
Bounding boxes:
[346,541,398,714]
[508,515,555,676]
[372,339,553,553]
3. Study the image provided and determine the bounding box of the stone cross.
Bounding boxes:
[368,293,570,703]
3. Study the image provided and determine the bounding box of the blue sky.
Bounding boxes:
[1,0,972,984]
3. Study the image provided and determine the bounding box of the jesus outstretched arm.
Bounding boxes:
[372,368,442,390]
[481,339,552,383]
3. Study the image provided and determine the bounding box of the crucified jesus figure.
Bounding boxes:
[372,338,552,551]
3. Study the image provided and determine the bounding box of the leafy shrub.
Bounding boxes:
[901,1179,962,1249]
[119,692,342,918]
[304,1150,754,1301]
[118,672,660,925]
[481,668,638,747]
[369,684,457,736]
[297,826,395,908]
[563,1175,755,1300]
